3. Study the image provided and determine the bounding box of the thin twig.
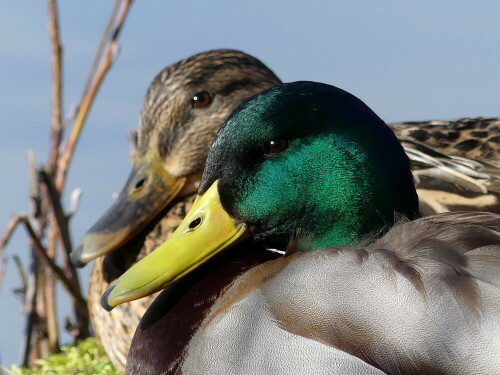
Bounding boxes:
[55,0,134,192]
[21,154,43,365]
[0,217,24,295]
[12,255,27,297]
[39,170,73,256]
[43,261,59,353]
[16,215,87,312]
[0,216,23,254]
[40,211,60,353]
[45,0,88,347]
[80,0,121,101]
[46,1,65,352]
[39,170,90,339]
[28,152,44,224]
[25,151,50,363]
[0,217,25,295]
[47,0,63,175]
[19,250,39,367]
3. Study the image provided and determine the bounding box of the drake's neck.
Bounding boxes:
[299,201,399,250]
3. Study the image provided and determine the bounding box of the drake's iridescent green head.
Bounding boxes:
[103,81,419,309]
[200,81,419,249]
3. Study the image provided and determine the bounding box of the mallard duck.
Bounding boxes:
[71,49,282,371]
[103,82,500,374]
[72,50,499,371]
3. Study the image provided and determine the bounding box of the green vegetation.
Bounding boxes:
[8,338,119,375]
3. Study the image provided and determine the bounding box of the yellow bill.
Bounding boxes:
[71,149,187,267]
[101,180,249,311]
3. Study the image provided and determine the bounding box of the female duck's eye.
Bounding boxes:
[134,178,147,189]
[264,138,289,155]
[191,91,212,109]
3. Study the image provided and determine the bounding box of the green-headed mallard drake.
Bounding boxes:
[71,49,282,371]
[72,51,499,371]
[103,82,500,374]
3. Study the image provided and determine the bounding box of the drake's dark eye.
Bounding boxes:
[191,91,212,109]
[264,137,289,155]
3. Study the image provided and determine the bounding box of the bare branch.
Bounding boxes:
[0,216,23,256]
[44,227,59,353]
[24,151,50,362]
[39,170,72,256]
[12,255,27,297]
[80,0,121,100]
[45,2,65,348]
[47,0,64,175]
[44,271,59,353]
[28,152,44,223]
[19,253,39,367]
[15,215,87,312]
[0,216,24,296]
[39,170,90,339]
[55,0,135,192]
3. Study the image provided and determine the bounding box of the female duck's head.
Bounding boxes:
[103,81,419,309]
[71,49,281,267]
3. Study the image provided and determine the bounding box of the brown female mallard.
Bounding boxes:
[73,49,281,371]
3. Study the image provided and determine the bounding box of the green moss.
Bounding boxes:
[7,338,120,375]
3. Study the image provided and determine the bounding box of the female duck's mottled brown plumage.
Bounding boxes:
[392,117,499,161]
[80,50,499,371]
[392,117,500,214]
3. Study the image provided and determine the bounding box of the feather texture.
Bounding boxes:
[180,212,500,374]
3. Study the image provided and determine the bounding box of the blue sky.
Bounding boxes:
[1,0,499,367]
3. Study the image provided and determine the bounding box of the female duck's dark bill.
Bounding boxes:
[70,149,187,268]
[101,181,250,310]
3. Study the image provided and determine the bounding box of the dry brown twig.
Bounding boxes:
[23,151,48,364]
[13,215,87,311]
[55,0,134,191]
[47,0,63,174]
[12,256,27,297]
[0,217,21,293]
[0,216,24,254]
[45,0,65,352]
[0,0,135,366]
